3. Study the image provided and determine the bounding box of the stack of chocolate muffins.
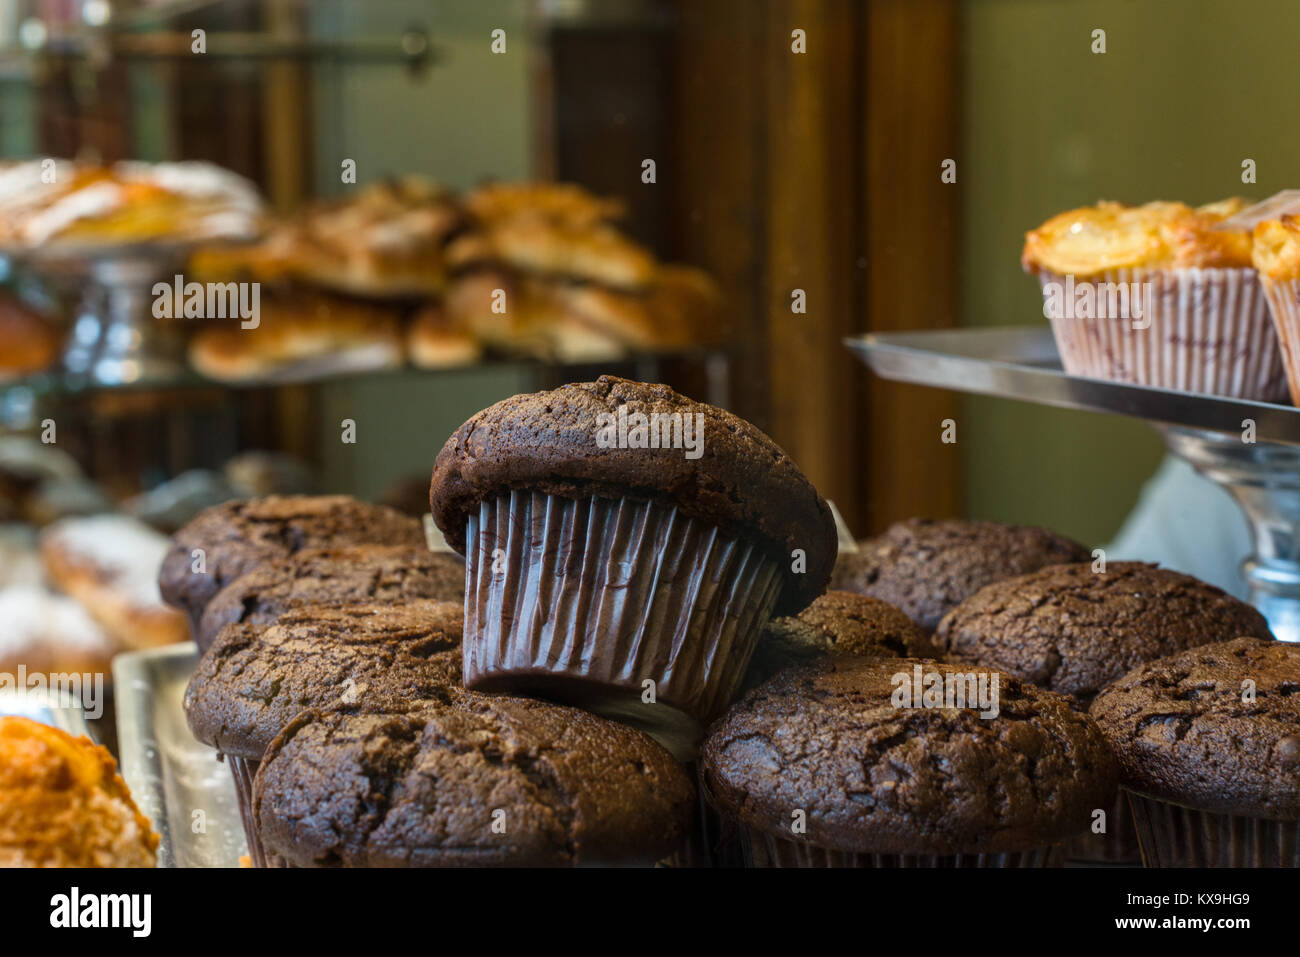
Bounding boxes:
[167,376,1299,868]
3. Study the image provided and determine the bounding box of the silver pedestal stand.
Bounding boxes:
[60,254,187,386]
[847,327,1300,642]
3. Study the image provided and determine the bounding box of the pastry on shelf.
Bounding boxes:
[224,451,316,498]
[0,585,117,676]
[407,303,484,369]
[39,514,191,651]
[1023,197,1285,401]
[0,293,61,382]
[463,180,626,229]
[0,159,264,251]
[0,524,42,588]
[447,213,658,292]
[192,177,462,299]
[0,716,157,867]
[187,291,405,384]
[122,470,244,534]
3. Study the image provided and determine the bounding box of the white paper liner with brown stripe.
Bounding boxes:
[735,825,1063,868]
[462,491,783,748]
[1127,790,1300,867]
[1037,267,1287,401]
[1259,276,1300,406]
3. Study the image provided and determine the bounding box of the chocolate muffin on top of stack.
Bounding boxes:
[430,375,838,759]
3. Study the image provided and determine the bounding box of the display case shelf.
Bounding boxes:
[848,326,1300,643]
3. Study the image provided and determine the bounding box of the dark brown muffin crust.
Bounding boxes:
[253,694,696,867]
[158,495,425,628]
[184,599,464,760]
[745,591,927,688]
[831,518,1090,631]
[429,376,836,612]
[1090,637,1300,818]
[934,562,1273,701]
[196,544,465,652]
[703,657,1117,855]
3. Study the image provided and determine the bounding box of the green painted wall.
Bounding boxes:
[961,0,1300,546]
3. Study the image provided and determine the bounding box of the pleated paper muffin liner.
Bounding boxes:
[463,491,784,748]
[1064,789,1142,865]
[735,825,1063,868]
[1259,277,1300,406]
[227,756,271,868]
[1127,790,1300,867]
[1037,267,1287,401]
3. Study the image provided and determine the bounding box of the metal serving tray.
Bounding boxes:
[114,644,246,868]
[846,327,1300,446]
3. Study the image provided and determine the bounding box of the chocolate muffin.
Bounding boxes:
[744,590,926,689]
[195,543,465,652]
[158,495,425,631]
[184,598,463,866]
[934,562,1273,703]
[832,518,1090,632]
[430,376,837,745]
[702,657,1117,866]
[254,694,696,867]
[1091,637,1300,866]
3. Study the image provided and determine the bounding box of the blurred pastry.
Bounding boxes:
[0,160,263,249]
[0,294,60,382]
[195,177,461,298]
[122,469,243,534]
[40,515,190,651]
[0,525,42,588]
[224,451,315,497]
[0,586,116,676]
[187,292,404,383]
[447,216,657,291]
[407,304,483,368]
[464,180,625,229]
[0,437,81,503]
[0,716,157,867]
[21,476,113,526]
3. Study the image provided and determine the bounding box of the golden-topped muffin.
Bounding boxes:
[1022,198,1253,276]
[0,717,157,867]
[1250,215,1300,280]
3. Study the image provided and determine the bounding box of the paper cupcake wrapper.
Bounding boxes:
[1127,790,1300,867]
[1064,789,1142,865]
[735,825,1062,868]
[1259,277,1300,406]
[228,756,272,868]
[463,491,783,737]
[1038,268,1287,401]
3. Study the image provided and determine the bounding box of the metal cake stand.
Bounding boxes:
[847,327,1300,643]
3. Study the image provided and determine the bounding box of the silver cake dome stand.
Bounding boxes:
[4,237,250,387]
[847,327,1300,643]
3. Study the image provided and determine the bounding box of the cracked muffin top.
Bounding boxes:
[1021,198,1253,277]
[159,495,425,628]
[429,375,836,613]
[185,599,464,760]
[703,657,1116,855]
[196,544,465,653]
[744,590,928,689]
[933,562,1272,703]
[831,518,1089,632]
[253,694,695,867]
[1090,637,1300,818]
